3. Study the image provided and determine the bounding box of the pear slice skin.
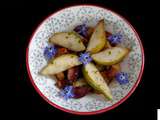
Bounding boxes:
[86,19,106,54]
[49,32,85,52]
[41,54,81,75]
[91,47,129,65]
[82,63,112,100]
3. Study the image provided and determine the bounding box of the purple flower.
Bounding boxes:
[74,24,88,37]
[59,86,75,100]
[108,33,123,45]
[44,45,57,60]
[115,72,129,84]
[79,52,92,65]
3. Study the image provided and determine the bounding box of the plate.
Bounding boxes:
[26,5,144,115]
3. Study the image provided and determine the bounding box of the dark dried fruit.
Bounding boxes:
[106,65,120,79]
[55,72,65,80]
[100,71,111,84]
[101,64,121,84]
[67,67,79,83]
[55,79,67,89]
[81,38,89,45]
[112,64,121,71]
[95,64,106,72]
[106,66,112,70]
[55,47,69,57]
[100,71,107,78]
[73,86,92,98]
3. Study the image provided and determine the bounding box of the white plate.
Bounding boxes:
[26,5,144,115]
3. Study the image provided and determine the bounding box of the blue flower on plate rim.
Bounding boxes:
[115,72,129,84]
[59,86,75,100]
[79,52,92,65]
[44,45,57,60]
[108,33,123,44]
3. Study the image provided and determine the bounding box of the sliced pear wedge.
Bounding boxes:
[86,19,106,54]
[41,54,81,75]
[82,63,112,100]
[49,32,85,52]
[91,47,129,65]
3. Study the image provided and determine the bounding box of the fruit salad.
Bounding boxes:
[40,19,130,100]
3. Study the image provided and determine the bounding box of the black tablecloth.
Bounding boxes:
[11,0,158,119]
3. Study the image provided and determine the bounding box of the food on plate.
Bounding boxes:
[91,47,129,65]
[49,32,86,51]
[40,19,130,100]
[86,27,94,39]
[55,47,69,57]
[67,66,79,83]
[100,64,121,83]
[73,78,88,87]
[86,20,106,54]
[95,64,106,72]
[82,63,112,100]
[55,72,65,81]
[40,54,81,75]
[107,64,121,79]
[74,24,88,38]
[73,86,92,98]
[55,79,67,89]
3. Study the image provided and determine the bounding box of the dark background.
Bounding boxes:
[1,0,158,119]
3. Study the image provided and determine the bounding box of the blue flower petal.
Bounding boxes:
[79,52,92,65]
[74,24,88,37]
[44,45,57,60]
[59,86,75,100]
[108,33,123,45]
[115,72,129,84]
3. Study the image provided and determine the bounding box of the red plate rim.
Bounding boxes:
[26,4,145,115]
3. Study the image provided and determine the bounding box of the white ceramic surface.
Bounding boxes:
[26,5,144,115]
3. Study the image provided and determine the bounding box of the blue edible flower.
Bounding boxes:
[115,72,129,84]
[44,45,57,60]
[74,24,88,37]
[108,33,123,44]
[79,52,92,65]
[59,86,75,100]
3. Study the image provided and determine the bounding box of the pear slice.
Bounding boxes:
[49,32,85,52]
[86,19,106,54]
[41,54,81,75]
[91,47,129,65]
[82,63,112,100]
